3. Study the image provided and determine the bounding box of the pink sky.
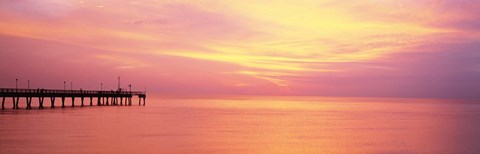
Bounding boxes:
[1,0,480,98]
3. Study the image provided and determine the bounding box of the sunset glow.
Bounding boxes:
[1,0,480,97]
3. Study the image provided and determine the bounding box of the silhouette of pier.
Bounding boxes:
[0,88,146,110]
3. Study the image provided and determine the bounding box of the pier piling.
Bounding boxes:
[1,97,5,110]
[26,97,32,110]
[71,97,75,107]
[106,97,110,106]
[81,97,84,107]
[51,97,55,108]
[39,97,44,109]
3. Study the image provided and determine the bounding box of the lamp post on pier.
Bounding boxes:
[64,81,66,90]
[70,82,73,91]
[101,83,103,91]
[15,79,18,90]
[117,76,121,91]
[129,84,131,93]
[27,80,30,90]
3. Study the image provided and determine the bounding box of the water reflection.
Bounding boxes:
[1,95,480,153]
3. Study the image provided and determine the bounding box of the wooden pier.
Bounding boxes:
[0,88,146,110]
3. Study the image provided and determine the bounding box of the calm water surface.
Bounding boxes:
[1,95,480,154]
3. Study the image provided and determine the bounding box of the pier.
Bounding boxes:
[0,88,146,110]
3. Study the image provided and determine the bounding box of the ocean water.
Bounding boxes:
[1,95,480,154]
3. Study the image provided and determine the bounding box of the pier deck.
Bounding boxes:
[0,88,146,109]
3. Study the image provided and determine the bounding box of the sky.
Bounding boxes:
[1,0,480,98]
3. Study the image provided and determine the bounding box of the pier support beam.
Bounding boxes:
[12,97,17,109]
[90,97,93,106]
[97,97,101,106]
[106,97,109,106]
[1,97,4,110]
[120,97,123,106]
[16,97,19,109]
[39,97,44,109]
[51,97,55,108]
[81,97,84,107]
[26,97,32,110]
[71,97,75,107]
[143,97,146,106]
[61,97,65,108]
